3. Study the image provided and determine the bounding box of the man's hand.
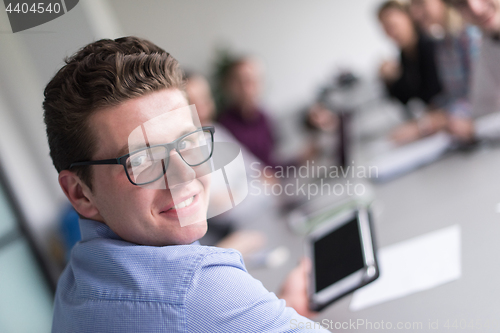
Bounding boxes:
[390,111,449,145]
[278,258,317,318]
[390,121,421,145]
[448,117,474,142]
[379,60,401,83]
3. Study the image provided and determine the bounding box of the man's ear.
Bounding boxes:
[58,170,100,219]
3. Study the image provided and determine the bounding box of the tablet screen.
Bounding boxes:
[314,217,365,292]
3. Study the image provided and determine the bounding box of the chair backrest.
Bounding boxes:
[0,163,54,333]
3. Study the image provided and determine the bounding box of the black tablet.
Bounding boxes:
[306,207,379,312]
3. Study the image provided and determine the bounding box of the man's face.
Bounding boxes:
[455,0,500,33]
[380,8,417,49]
[410,0,447,32]
[185,76,215,125]
[227,60,262,109]
[86,88,210,246]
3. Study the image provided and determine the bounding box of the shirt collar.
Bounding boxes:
[78,218,201,246]
[79,218,122,241]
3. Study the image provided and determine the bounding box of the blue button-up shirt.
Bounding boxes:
[52,219,328,332]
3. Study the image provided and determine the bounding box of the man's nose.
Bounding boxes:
[163,150,196,189]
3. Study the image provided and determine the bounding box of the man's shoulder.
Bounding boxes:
[62,239,244,303]
[53,242,248,332]
[481,35,500,57]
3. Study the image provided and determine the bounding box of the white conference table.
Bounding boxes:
[247,144,500,332]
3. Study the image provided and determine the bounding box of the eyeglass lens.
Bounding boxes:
[126,130,213,185]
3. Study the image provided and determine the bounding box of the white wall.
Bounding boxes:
[0,1,121,255]
[109,0,396,115]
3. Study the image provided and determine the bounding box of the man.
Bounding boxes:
[44,37,327,332]
[444,0,500,139]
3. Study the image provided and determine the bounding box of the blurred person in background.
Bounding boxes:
[410,0,481,142]
[218,57,278,167]
[218,57,317,172]
[185,72,266,162]
[184,73,216,127]
[378,0,446,144]
[444,0,500,140]
[185,73,268,258]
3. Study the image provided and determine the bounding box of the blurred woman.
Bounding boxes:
[410,0,481,141]
[378,0,446,144]
[218,57,278,167]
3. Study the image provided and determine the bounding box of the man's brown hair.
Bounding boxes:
[377,0,411,20]
[43,36,184,190]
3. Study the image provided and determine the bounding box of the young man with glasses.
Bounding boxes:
[45,37,327,332]
[444,0,500,140]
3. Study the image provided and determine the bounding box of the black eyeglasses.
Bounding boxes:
[69,126,215,186]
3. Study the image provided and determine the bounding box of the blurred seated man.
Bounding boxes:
[45,37,327,332]
[378,0,448,144]
[444,0,500,141]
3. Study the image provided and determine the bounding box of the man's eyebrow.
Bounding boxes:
[113,142,137,158]
[178,125,199,138]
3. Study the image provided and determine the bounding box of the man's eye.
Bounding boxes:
[130,155,147,167]
[178,140,193,150]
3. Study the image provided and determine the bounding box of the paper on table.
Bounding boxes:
[475,112,500,141]
[369,132,453,182]
[350,224,461,311]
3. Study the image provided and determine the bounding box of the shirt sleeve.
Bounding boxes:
[385,54,413,105]
[445,26,482,118]
[185,250,330,333]
[420,37,443,107]
[471,39,500,119]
